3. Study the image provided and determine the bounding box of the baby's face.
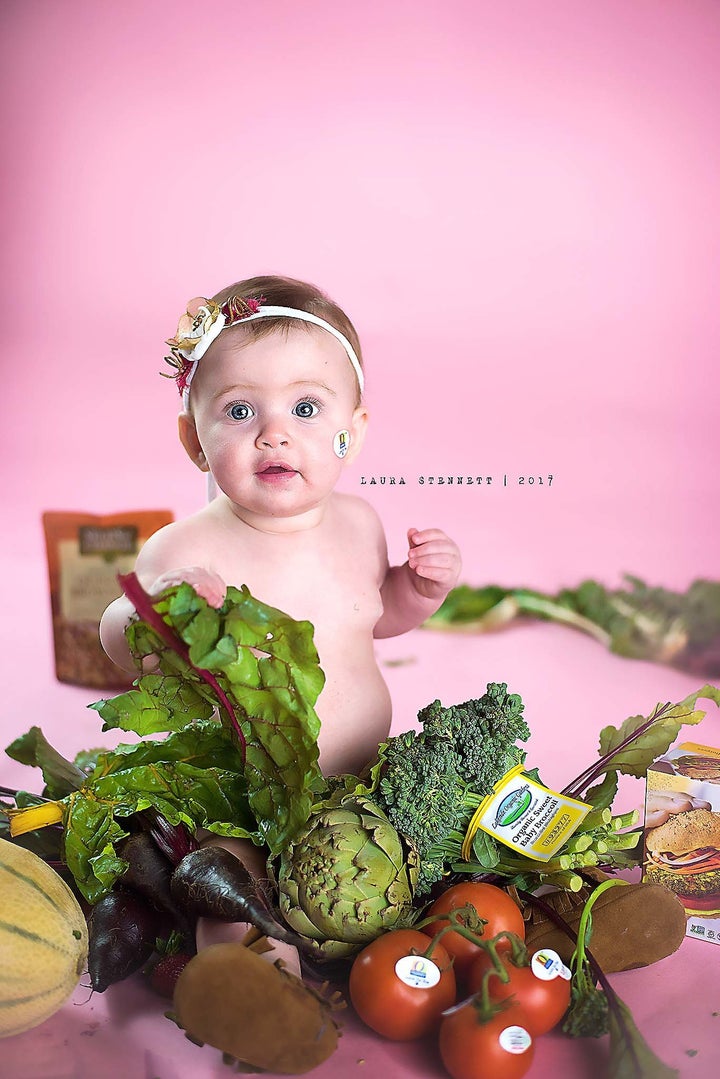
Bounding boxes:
[180,325,366,525]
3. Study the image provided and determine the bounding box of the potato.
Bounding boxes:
[524,880,687,972]
[173,941,340,1073]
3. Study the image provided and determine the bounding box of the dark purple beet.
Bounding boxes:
[87,888,162,992]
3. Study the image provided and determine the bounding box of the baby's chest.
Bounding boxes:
[221,541,383,630]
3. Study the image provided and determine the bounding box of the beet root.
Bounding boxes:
[170,845,315,953]
[87,888,162,992]
[173,941,341,1073]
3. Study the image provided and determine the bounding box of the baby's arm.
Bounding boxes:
[374,527,461,639]
[99,523,226,671]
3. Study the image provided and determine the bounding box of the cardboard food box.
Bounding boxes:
[643,742,720,945]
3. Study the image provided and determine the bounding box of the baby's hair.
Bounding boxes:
[211,276,364,404]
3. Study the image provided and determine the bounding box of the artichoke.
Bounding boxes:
[275,794,419,958]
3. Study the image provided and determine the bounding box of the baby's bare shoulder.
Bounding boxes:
[134,504,225,578]
[330,492,384,531]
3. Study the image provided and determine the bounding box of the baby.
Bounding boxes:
[100,275,461,961]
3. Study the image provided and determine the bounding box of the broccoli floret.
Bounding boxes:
[376,730,467,894]
[418,683,530,794]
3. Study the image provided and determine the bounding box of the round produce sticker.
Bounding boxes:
[498,1025,533,1054]
[394,955,441,989]
[530,948,572,981]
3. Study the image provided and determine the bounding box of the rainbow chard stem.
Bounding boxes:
[118,572,247,762]
[561,700,674,800]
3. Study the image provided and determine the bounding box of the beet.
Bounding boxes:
[170,846,314,954]
[87,888,162,992]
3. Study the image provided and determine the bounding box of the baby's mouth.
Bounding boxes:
[256,463,298,480]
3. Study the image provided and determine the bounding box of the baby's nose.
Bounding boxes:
[255,417,290,449]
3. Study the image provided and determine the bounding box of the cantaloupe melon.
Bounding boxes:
[0,837,88,1038]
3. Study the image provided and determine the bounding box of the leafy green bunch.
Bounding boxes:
[337,681,720,898]
[3,575,325,903]
[427,576,720,677]
[455,684,720,893]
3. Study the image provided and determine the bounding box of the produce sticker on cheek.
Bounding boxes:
[333,430,350,458]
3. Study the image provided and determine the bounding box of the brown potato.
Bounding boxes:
[523,881,687,972]
[173,941,340,1073]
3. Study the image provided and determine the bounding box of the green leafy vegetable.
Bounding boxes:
[14,721,256,903]
[4,577,327,902]
[427,576,720,677]
[355,683,531,895]
[349,685,720,897]
[563,684,720,800]
[5,726,87,798]
[95,575,325,854]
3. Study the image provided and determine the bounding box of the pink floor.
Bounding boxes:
[2,608,719,1078]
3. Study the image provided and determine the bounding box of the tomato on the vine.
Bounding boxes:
[421,882,526,976]
[439,998,534,1079]
[349,928,456,1040]
[467,948,571,1036]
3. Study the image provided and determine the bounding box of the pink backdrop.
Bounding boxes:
[3,0,719,586]
[1,2,720,1076]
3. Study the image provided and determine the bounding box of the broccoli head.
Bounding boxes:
[418,683,530,794]
[371,684,530,894]
[374,730,467,894]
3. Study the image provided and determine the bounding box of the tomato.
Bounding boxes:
[421,882,526,977]
[467,947,571,1036]
[439,998,534,1079]
[349,928,456,1040]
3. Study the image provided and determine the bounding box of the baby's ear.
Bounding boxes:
[345,405,369,464]
[178,412,210,472]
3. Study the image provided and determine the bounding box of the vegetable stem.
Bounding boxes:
[562,701,674,799]
[513,591,613,646]
[8,800,64,836]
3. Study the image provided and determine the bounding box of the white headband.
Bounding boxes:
[165,296,364,405]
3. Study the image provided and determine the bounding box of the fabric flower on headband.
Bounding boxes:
[163,295,263,393]
[163,293,364,397]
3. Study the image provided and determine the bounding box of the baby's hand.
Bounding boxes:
[149,567,227,609]
[406,527,462,601]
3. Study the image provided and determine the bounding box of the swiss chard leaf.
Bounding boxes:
[5,726,86,798]
[107,579,326,853]
[89,675,215,736]
[597,684,720,779]
[65,723,258,902]
[86,720,249,779]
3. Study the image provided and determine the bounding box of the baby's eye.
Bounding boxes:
[227,402,254,421]
[292,399,320,419]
